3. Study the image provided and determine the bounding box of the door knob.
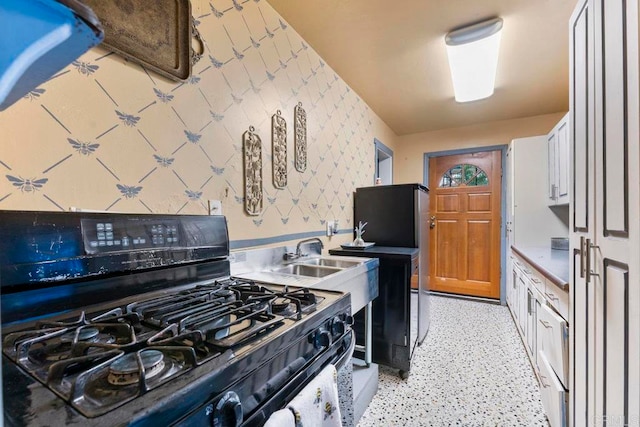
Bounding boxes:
[429,216,436,229]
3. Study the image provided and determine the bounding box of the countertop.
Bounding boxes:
[329,246,419,261]
[511,245,570,292]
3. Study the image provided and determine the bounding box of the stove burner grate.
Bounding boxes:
[108,349,165,386]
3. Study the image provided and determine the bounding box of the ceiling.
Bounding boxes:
[266,0,578,136]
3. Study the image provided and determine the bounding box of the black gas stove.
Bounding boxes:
[0,211,353,426]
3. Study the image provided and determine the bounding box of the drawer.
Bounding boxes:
[544,284,569,320]
[513,254,545,293]
[526,270,545,293]
[538,351,568,427]
[538,302,569,389]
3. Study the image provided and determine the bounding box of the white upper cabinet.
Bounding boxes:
[509,136,568,247]
[548,113,570,206]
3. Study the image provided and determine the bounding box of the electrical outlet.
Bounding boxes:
[326,220,335,236]
[208,199,222,215]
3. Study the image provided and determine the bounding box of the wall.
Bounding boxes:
[0,0,398,248]
[394,112,566,184]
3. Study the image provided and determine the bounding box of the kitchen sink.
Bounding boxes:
[300,258,362,268]
[272,264,342,278]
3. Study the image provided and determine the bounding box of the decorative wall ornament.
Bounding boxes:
[243,126,263,216]
[271,110,287,188]
[294,102,307,172]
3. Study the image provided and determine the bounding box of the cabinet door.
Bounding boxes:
[526,285,535,356]
[518,274,527,333]
[571,0,640,425]
[548,130,558,204]
[539,351,569,427]
[510,262,518,318]
[556,117,570,205]
[539,302,569,389]
[591,0,639,422]
[569,1,595,425]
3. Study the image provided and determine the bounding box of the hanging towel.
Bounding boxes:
[287,364,342,427]
[264,408,295,427]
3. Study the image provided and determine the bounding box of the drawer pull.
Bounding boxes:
[545,292,559,301]
[531,277,542,284]
[539,374,551,388]
[539,319,553,329]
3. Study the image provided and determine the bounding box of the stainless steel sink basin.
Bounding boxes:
[300,258,362,268]
[272,264,342,278]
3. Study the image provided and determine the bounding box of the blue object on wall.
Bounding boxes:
[0,0,103,110]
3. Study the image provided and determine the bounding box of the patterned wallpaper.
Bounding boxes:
[0,0,397,244]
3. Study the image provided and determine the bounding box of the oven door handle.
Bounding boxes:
[334,329,355,371]
[242,329,354,426]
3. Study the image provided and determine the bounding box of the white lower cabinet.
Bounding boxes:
[508,251,569,426]
[538,302,569,389]
[539,351,569,427]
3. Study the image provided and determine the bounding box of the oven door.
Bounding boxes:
[175,329,354,427]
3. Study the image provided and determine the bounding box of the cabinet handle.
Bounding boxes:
[545,292,559,302]
[539,374,551,388]
[579,236,586,279]
[539,319,553,329]
[586,239,600,283]
[551,184,557,200]
[531,277,542,284]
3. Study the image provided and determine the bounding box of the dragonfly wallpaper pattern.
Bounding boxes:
[0,0,397,245]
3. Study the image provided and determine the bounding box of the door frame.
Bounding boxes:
[423,144,508,305]
[374,138,393,185]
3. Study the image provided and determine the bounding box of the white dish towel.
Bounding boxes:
[287,364,342,427]
[264,408,295,427]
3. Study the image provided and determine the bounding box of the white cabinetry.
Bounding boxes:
[569,0,640,425]
[509,251,569,426]
[539,351,569,427]
[507,136,568,248]
[548,113,570,206]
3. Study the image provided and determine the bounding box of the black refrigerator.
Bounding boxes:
[330,183,430,377]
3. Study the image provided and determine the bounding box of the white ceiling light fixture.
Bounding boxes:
[445,17,503,103]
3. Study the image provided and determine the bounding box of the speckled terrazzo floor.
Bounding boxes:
[357,295,547,427]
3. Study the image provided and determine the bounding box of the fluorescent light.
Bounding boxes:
[445,18,503,103]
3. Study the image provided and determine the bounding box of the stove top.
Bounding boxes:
[2,277,342,419]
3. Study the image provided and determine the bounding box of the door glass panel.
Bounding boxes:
[439,164,489,188]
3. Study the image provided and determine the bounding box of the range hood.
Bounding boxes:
[0,0,103,111]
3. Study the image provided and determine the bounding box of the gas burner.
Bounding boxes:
[270,297,298,317]
[107,350,165,386]
[60,327,100,343]
[212,288,235,299]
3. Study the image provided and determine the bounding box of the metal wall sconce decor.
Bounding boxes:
[271,110,287,189]
[243,126,263,216]
[294,102,307,172]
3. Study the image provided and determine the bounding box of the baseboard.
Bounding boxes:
[428,290,502,305]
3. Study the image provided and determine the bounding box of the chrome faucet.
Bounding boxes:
[283,237,324,260]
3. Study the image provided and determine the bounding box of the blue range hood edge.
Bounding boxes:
[0,0,103,111]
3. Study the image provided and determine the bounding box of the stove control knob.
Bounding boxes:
[311,329,331,349]
[330,317,346,336]
[212,391,243,427]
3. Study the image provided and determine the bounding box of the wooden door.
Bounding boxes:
[428,150,502,299]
